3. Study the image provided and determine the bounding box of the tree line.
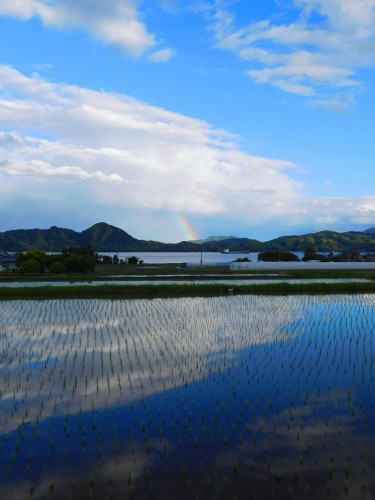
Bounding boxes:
[258,247,375,262]
[16,246,142,274]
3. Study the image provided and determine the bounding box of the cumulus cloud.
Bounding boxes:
[0,65,374,237]
[0,65,304,225]
[0,0,155,57]
[205,0,375,104]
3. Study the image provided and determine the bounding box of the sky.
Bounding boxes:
[1,0,375,243]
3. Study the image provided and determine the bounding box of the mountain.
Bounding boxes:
[190,235,237,244]
[79,222,140,251]
[0,223,200,252]
[1,222,375,253]
[265,230,375,252]
[0,226,81,252]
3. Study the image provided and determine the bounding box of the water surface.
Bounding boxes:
[0,295,374,499]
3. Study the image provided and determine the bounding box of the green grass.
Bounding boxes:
[1,281,375,300]
[1,262,375,282]
[1,262,375,299]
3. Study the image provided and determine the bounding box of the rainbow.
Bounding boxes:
[176,214,199,241]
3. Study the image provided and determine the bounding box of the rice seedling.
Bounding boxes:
[0,294,374,498]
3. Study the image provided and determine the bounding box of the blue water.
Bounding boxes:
[0,295,374,499]
[0,277,369,288]
[101,251,305,264]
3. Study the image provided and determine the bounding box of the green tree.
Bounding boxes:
[64,256,95,273]
[18,258,41,274]
[62,246,95,273]
[17,249,49,273]
[62,245,95,259]
[302,246,318,261]
[127,256,139,265]
[258,251,299,262]
[49,261,65,274]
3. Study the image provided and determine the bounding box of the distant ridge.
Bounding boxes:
[0,223,201,252]
[0,223,375,252]
[190,235,237,244]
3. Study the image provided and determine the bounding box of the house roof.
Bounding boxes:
[0,252,17,263]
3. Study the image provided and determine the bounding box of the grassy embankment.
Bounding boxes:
[1,263,375,300]
[1,281,375,300]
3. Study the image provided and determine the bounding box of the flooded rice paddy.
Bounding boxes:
[0,295,374,499]
[0,278,371,288]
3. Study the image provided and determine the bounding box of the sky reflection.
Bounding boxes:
[0,295,375,499]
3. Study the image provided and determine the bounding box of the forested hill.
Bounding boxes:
[0,223,201,252]
[1,222,375,252]
[261,230,375,253]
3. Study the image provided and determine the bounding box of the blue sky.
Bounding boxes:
[1,0,375,242]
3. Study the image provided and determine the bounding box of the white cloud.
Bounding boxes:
[1,66,374,238]
[205,0,375,104]
[0,0,155,57]
[309,91,357,111]
[0,66,304,226]
[0,156,124,184]
[148,48,175,62]
[308,195,375,226]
